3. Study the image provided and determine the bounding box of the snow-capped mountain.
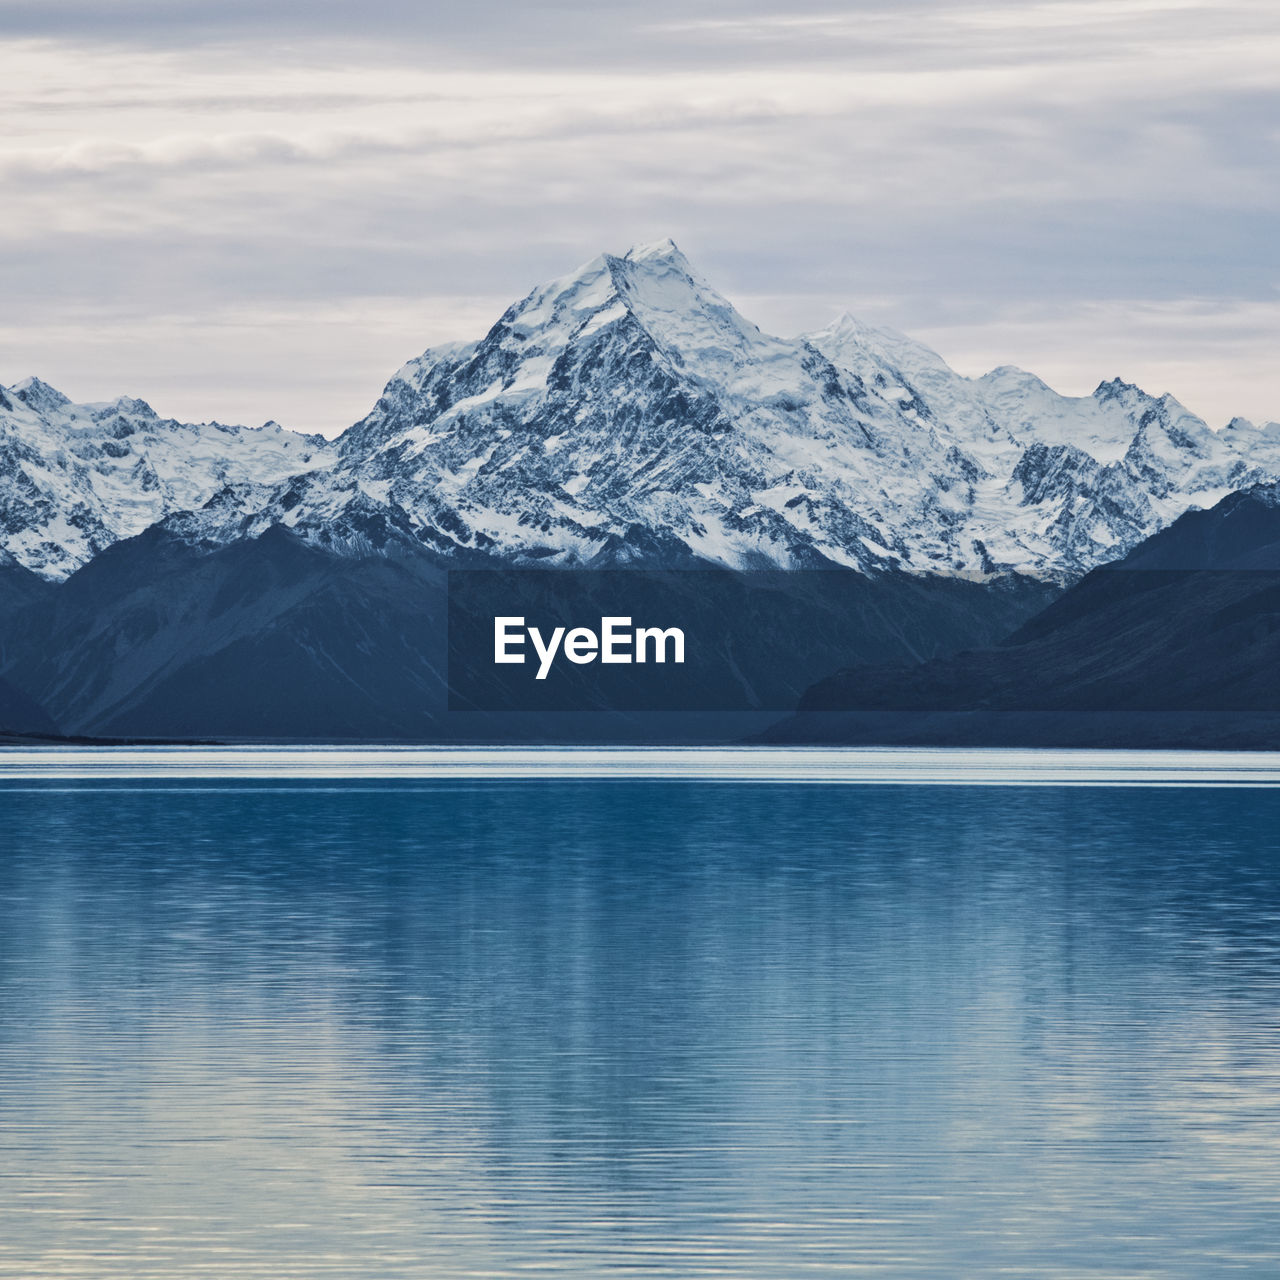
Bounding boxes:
[5,238,1280,583]
[0,378,335,578]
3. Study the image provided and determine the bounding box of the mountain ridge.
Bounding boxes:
[0,376,334,579]
[4,239,1279,584]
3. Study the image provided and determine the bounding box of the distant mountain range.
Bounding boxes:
[2,239,1278,742]
[0,377,331,581]
[6,239,1280,587]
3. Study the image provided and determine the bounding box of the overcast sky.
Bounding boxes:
[2,0,1278,435]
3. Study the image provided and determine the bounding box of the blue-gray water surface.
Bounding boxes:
[2,763,1279,1277]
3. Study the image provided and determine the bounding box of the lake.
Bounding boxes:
[2,748,1279,1277]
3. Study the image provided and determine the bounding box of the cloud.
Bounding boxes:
[1,1,1278,430]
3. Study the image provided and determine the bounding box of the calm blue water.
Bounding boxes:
[2,753,1279,1277]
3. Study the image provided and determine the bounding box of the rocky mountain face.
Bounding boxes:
[0,377,334,579]
[4,240,1280,587]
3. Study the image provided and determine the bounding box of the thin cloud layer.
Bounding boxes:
[1,0,1277,433]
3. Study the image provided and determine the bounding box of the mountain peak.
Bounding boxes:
[482,239,777,384]
[1093,377,1145,404]
[89,394,158,421]
[806,311,964,393]
[810,312,895,349]
[979,365,1055,395]
[10,376,71,414]
[816,311,887,338]
[504,239,696,336]
[619,237,687,267]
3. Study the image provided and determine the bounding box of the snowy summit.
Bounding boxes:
[4,239,1280,583]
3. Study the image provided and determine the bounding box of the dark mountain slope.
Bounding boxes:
[0,670,57,736]
[0,563,60,732]
[0,562,55,663]
[2,527,452,740]
[0,521,1054,741]
[764,484,1280,747]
